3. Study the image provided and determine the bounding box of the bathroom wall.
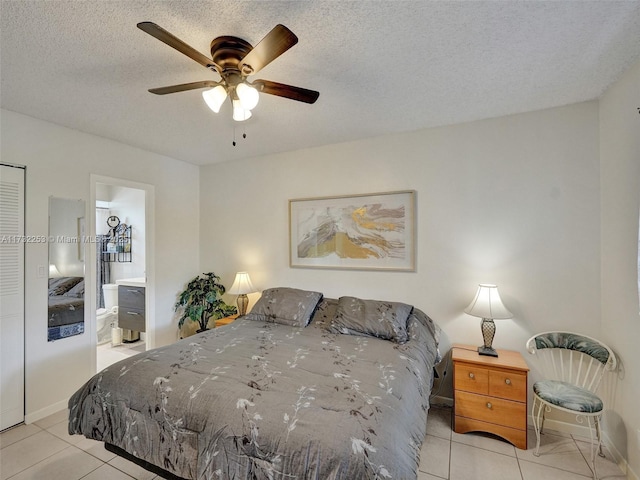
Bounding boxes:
[96,184,146,281]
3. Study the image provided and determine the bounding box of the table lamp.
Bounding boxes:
[464,283,513,357]
[228,272,257,316]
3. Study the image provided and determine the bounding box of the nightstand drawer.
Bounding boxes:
[455,390,526,430]
[489,370,527,402]
[454,363,489,394]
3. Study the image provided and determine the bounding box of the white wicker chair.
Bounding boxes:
[526,332,616,480]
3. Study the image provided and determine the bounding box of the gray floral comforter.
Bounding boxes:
[68,299,439,480]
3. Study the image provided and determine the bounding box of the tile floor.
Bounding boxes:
[97,340,145,372]
[418,406,626,480]
[0,406,626,480]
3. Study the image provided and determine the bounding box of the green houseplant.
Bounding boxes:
[175,272,237,332]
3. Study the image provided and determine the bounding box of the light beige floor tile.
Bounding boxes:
[519,459,592,480]
[449,442,521,480]
[451,430,517,457]
[0,423,42,448]
[574,440,626,478]
[529,425,572,439]
[427,407,452,440]
[516,429,592,477]
[46,419,84,445]
[419,434,450,479]
[8,445,103,480]
[418,471,447,480]
[33,409,68,429]
[80,463,136,480]
[109,455,156,480]
[0,430,69,480]
[75,437,118,462]
[97,345,132,371]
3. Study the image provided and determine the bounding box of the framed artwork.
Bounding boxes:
[289,190,416,271]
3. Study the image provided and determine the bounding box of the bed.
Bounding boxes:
[69,288,440,480]
[48,276,85,341]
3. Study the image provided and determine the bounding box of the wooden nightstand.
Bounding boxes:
[214,314,240,327]
[452,344,529,449]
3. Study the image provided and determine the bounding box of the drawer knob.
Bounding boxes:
[469,372,475,379]
[486,402,492,409]
[505,378,512,385]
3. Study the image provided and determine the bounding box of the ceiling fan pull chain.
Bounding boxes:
[232,125,236,146]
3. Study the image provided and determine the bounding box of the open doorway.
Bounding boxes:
[89,175,155,373]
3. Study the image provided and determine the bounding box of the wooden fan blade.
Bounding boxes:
[137,22,219,72]
[239,25,298,75]
[149,81,220,95]
[253,80,319,104]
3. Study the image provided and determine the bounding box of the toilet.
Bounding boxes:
[97,284,118,345]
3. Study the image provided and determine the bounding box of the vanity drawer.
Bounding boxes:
[119,308,145,332]
[118,285,145,311]
[455,390,526,430]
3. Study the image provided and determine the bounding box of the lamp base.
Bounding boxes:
[477,345,499,357]
[236,294,248,316]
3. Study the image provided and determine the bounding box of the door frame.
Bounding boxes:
[89,175,156,373]
[0,163,26,430]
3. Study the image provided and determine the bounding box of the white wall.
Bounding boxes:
[600,60,640,477]
[200,101,602,403]
[48,197,85,277]
[99,184,146,281]
[1,109,200,421]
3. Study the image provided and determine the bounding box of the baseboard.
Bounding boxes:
[24,399,68,424]
[528,416,638,480]
[603,432,639,480]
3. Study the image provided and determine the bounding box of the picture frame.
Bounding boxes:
[289,190,416,271]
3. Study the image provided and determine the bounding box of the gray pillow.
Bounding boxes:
[48,276,83,296]
[330,296,412,343]
[63,279,85,298]
[246,287,323,327]
[309,297,338,328]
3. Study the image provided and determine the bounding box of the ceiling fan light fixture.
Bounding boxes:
[202,85,227,113]
[236,82,260,111]
[232,99,252,121]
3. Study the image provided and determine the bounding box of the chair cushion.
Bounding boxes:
[533,380,603,413]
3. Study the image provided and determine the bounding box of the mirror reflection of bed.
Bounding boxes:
[47,197,86,342]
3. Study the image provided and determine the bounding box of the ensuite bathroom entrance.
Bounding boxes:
[92,176,154,371]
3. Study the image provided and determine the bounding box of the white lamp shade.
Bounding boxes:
[228,272,256,295]
[464,284,513,319]
[236,82,260,110]
[232,99,252,121]
[202,85,227,113]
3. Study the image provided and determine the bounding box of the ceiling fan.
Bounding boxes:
[137,22,320,122]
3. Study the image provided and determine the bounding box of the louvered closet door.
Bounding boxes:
[0,164,25,430]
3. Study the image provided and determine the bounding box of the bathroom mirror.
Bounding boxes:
[48,197,86,341]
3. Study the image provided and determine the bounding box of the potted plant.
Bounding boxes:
[175,272,237,333]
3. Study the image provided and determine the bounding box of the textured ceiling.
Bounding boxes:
[2,1,639,166]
